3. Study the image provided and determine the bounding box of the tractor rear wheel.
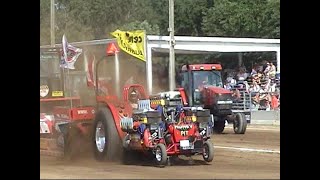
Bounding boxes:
[202,141,214,162]
[233,113,247,134]
[92,107,122,161]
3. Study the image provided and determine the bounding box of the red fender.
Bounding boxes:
[103,103,127,140]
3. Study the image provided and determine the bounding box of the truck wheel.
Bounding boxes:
[213,120,225,134]
[233,113,247,134]
[155,144,167,167]
[93,107,121,161]
[202,141,214,162]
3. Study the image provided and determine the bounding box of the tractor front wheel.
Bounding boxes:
[155,144,167,167]
[202,141,214,162]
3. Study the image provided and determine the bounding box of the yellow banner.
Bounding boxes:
[111,29,145,62]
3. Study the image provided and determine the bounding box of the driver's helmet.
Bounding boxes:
[129,89,138,103]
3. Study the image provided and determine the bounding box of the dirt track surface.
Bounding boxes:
[40,125,280,179]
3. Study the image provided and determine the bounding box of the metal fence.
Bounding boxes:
[231,87,280,112]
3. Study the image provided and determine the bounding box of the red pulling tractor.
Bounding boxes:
[90,57,214,166]
[41,47,214,167]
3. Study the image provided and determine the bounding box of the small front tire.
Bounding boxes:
[155,144,167,167]
[202,141,214,163]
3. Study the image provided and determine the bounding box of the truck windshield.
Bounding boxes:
[193,70,223,89]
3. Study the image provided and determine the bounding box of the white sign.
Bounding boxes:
[180,140,190,147]
[40,85,49,97]
[77,110,88,115]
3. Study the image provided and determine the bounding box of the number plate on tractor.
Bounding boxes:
[180,140,194,150]
[180,140,189,147]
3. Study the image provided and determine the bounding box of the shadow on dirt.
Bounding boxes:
[122,155,211,167]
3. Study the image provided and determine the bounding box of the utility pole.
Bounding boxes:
[168,0,175,91]
[50,0,55,47]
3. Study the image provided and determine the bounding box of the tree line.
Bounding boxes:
[40,0,280,78]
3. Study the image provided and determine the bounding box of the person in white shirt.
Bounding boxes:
[264,62,271,76]
[258,82,272,110]
[268,62,276,79]
[237,68,248,81]
[250,81,261,93]
[226,76,237,86]
[249,81,261,103]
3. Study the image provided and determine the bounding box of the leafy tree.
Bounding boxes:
[174,0,210,36]
[119,20,160,35]
[202,0,280,38]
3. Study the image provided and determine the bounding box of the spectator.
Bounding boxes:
[224,80,232,90]
[227,76,237,85]
[264,62,271,76]
[258,82,272,110]
[269,62,277,79]
[249,80,261,96]
[237,68,248,81]
[249,81,261,104]
[250,64,258,76]
[271,93,279,110]
[224,75,237,90]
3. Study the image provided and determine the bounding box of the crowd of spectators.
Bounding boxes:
[223,61,280,111]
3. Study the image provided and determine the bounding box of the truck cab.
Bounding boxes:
[178,64,233,116]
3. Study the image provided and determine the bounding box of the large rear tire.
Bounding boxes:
[233,113,247,134]
[92,107,122,161]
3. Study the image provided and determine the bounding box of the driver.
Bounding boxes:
[129,89,139,109]
[194,74,208,91]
